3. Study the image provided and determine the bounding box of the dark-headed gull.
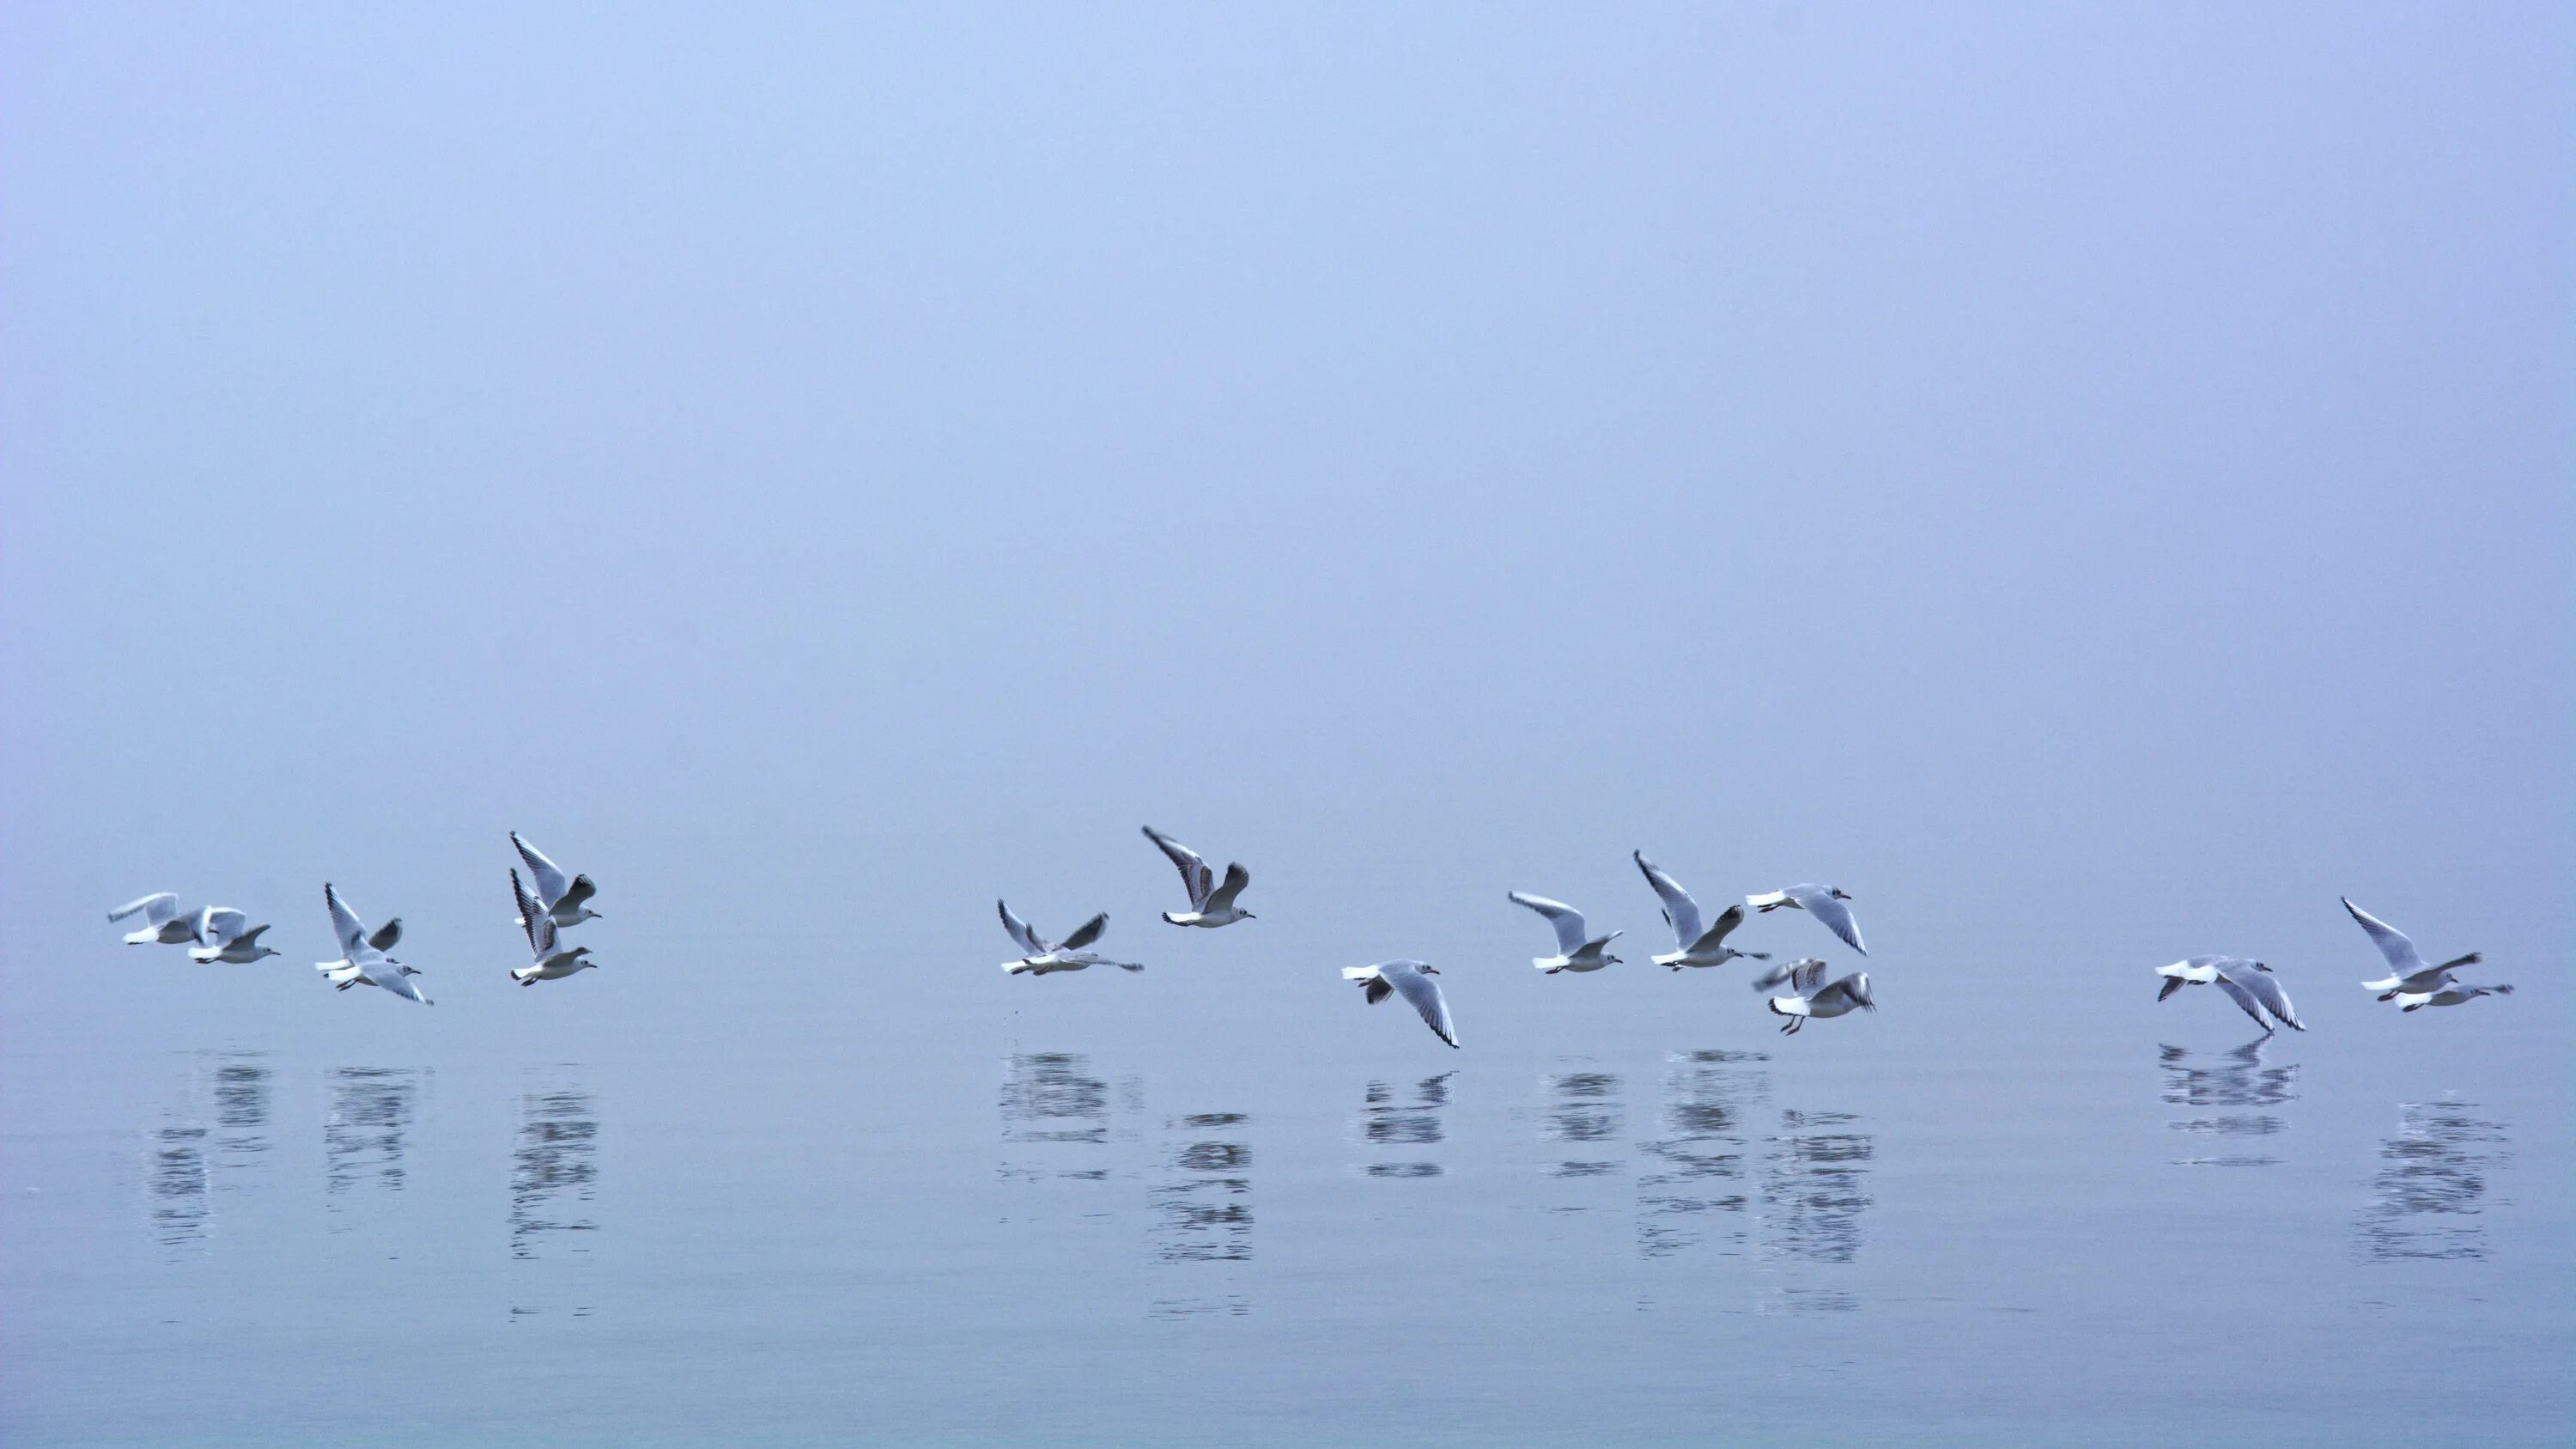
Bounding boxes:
[109,893,201,947]
[2343,897,2482,999]
[510,869,597,986]
[998,900,1142,976]
[1141,826,1255,927]
[1757,958,1874,1034]
[2155,956,2300,1035]
[510,832,601,930]
[2395,983,2513,1012]
[1508,892,1622,972]
[1747,884,1867,955]
[1634,852,1771,971]
[187,909,280,964]
[317,884,430,1006]
[1340,960,1458,1048]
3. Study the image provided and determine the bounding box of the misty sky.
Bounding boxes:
[2,4,2565,1049]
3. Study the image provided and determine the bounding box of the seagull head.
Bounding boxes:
[1419,965,1440,976]
[1831,887,1854,901]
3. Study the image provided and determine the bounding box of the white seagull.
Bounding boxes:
[317,883,431,1006]
[998,901,1142,976]
[509,869,597,986]
[2393,983,2513,1012]
[108,893,202,947]
[1754,958,1874,1034]
[510,832,601,930]
[1634,852,1771,971]
[2343,897,2482,999]
[1747,884,1867,955]
[2154,955,2300,1035]
[1141,826,1255,927]
[1340,960,1458,1048]
[1508,892,1622,972]
[187,909,280,964]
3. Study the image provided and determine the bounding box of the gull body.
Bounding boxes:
[2154,955,2300,1035]
[1757,958,1874,1034]
[2343,897,2482,997]
[998,900,1141,975]
[510,832,602,930]
[1340,959,1458,1048]
[2395,983,2513,1012]
[316,884,431,1006]
[1633,852,1770,970]
[108,893,201,947]
[186,908,280,964]
[1747,883,1867,955]
[1142,826,1255,927]
[509,869,597,986]
[1508,892,1622,972]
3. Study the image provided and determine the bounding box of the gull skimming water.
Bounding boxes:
[1341,959,1458,1048]
[186,908,280,964]
[2155,956,2300,1035]
[317,884,430,1006]
[2342,897,2482,1000]
[1508,892,1622,973]
[1633,852,1770,971]
[1747,884,1867,955]
[510,869,598,986]
[998,901,1142,976]
[1754,958,1874,1034]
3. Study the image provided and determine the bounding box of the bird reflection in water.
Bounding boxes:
[1356,1074,1451,1179]
[1148,1111,1252,1321]
[2161,1041,2298,1167]
[1760,1107,1873,1277]
[1637,1050,1767,1259]
[326,1067,422,1213]
[509,1077,599,1319]
[148,1051,272,1252]
[999,1052,1139,1190]
[2354,1100,2510,1262]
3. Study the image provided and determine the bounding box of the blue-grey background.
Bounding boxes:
[3,5,2567,1446]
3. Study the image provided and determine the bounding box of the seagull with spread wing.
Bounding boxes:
[1508,891,1621,972]
[2155,955,2301,1035]
[1341,959,1458,1048]
[1753,957,1874,1034]
[1633,852,1771,971]
[316,883,430,1006]
[187,908,281,964]
[1746,883,1867,955]
[510,832,601,931]
[108,893,203,947]
[998,900,1142,976]
[1141,826,1255,928]
[510,869,598,986]
[2342,897,2482,1000]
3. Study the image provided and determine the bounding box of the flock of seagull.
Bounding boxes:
[111,826,2509,1049]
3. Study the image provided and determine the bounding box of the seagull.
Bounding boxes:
[2394,983,2513,1012]
[2343,897,2482,999]
[2154,956,2300,1035]
[1634,852,1771,971]
[1340,960,1458,1048]
[186,909,280,964]
[108,893,202,947]
[1746,884,1866,955]
[509,832,601,930]
[1508,892,1622,972]
[316,883,430,1006]
[509,869,597,986]
[998,900,1142,975]
[1141,826,1255,927]
[1756,958,1874,1034]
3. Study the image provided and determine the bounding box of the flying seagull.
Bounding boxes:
[998,900,1142,976]
[1746,884,1866,955]
[1634,852,1771,971]
[509,869,598,986]
[510,832,601,930]
[2394,983,2513,1012]
[2154,955,2300,1035]
[187,908,280,964]
[108,893,201,947]
[1757,958,1874,1034]
[317,883,431,1006]
[1141,826,1255,927]
[1508,892,1622,972]
[1340,959,1458,1048]
[2342,897,2482,999]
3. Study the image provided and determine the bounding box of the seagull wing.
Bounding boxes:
[555,875,598,915]
[1380,963,1459,1048]
[1632,852,1702,947]
[509,832,572,905]
[323,884,370,959]
[2219,961,2303,1031]
[2211,974,2273,1032]
[108,892,181,925]
[367,917,403,952]
[1058,912,1109,952]
[1142,827,1213,910]
[1789,885,1867,954]
[200,908,250,947]
[1686,903,1752,954]
[1508,892,1590,956]
[997,900,1048,956]
[512,871,547,953]
[1203,862,1252,913]
[2341,898,2425,973]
